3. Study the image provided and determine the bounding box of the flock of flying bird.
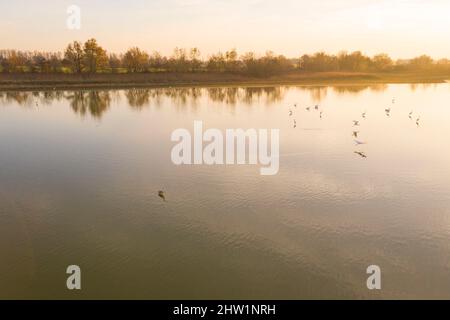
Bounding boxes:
[287,97,422,159]
[288,103,323,130]
[151,97,423,201]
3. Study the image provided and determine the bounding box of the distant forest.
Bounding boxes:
[1,38,449,77]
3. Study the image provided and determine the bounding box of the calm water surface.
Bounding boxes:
[1,84,450,299]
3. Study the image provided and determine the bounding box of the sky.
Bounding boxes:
[1,0,449,59]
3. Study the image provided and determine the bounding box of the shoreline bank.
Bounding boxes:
[1,72,449,91]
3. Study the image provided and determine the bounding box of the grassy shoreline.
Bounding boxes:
[1,71,449,91]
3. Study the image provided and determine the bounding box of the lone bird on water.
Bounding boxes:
[362,111,366,118]
[158,190,166,202]
[353,120,360,126]
[353,131,359,138]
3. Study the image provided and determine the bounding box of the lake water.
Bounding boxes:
[1,84,450,299]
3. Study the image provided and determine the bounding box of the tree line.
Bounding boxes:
[1,39,449,77]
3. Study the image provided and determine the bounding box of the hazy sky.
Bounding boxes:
[1,0,449,58]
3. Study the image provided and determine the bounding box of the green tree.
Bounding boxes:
[169,47,189,72]
[241,52,258,75]
[49,54,62,72]
[148,51,167,71]
[189,48,201,72]
[32,54,50,73]
[207,52,226,72]
[64,41,84,73]
[83,39,108,73]
[372,53,393,71]
[408,55,434,70]
[7,51,27,72]
[108,54,122,73]
[300,52,337,72]
[337,51,370,71]
[123,47,149,72]
[0,55,10,73]
[224,49,241,73]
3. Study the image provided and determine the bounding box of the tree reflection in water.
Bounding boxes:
[66,90,112,118]
[0,84,391,119]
